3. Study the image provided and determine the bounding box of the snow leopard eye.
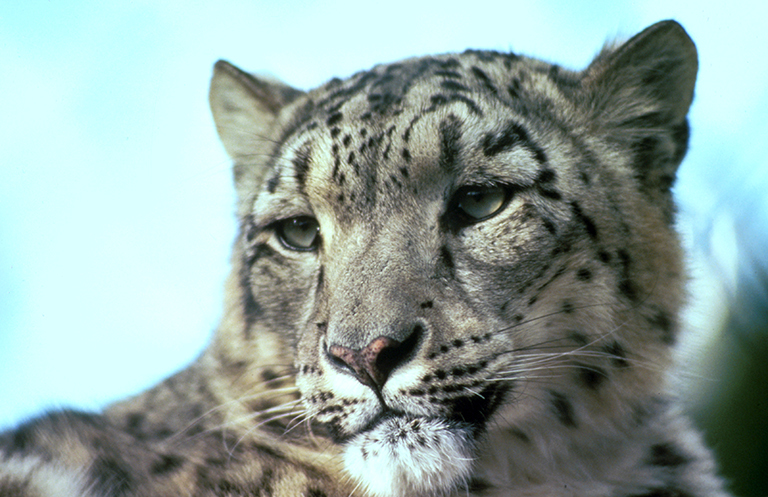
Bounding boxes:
[455,185,507,222]
[277,216,320,251]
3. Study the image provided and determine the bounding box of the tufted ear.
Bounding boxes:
[583,20,698,133]
[581,20,698,199]
[209,60,304,204]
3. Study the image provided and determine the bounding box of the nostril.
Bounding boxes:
[373,325,423,382]
[328,351,351,371]
[327,344,360,375]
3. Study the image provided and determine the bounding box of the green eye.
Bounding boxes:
[456,185,507,221]
[277,216,320,250]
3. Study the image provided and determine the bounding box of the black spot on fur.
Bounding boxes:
[510,427,530,443]
[535,169,561,199]
[568,331,589,346]
[438,114,463,174]
[440,245,454,272]
[261,368,280,384]
[368,92,401,114]
[617,249,638,300]
[429,94,483,115]
[508,78,522,99]
[150,454,185,475]
[482,121,544,162]
[578,365,608,390]
[471,66,498,96]
[326,112,343,126]
[536,168,557,184]
[420,300,433,309]
[468,477,493,492]
[570,202,598,240]
[541,217,557,235]
[90,457,134,496]
[650,443,690,468]
[649,309,676,345]
[266,174,280,193]
[316,265,325,293]
[239,258,262,338]
[307,488,328,497]
[550,391,577,427]
[604,341,629,368]
[292,143,312,190]
[434,69,462,79]
[440,80,469,92]
[598,250,612,263]
[576,268,592,281]
[537,184,562,200]
[125,412,145,438]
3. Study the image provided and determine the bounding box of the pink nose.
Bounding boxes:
[328,335,412,390]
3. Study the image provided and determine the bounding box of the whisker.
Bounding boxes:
[225,410,302,458]
[235,385,300,403]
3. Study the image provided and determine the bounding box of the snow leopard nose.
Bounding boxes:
[327,326,422,390]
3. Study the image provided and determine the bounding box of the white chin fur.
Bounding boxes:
[343,416,474,497]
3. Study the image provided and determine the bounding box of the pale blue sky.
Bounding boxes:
[1,1,766,429]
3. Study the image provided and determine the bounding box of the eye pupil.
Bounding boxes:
[278,216,319,250]
[456,185,506,220]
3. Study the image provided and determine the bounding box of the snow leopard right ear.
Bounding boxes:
[209,60,304,204]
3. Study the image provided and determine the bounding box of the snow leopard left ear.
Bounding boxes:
[581,20,698,199]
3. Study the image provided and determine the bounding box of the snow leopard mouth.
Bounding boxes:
[335,381,511,497]
[355,410,477,440]
[326,379,508,445]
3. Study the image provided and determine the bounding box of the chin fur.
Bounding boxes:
[342,416,475,497]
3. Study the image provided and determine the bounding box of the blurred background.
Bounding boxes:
[1,1,766,495]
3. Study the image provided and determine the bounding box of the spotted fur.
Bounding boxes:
[1,20,730,497]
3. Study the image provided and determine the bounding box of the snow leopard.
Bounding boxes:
[0,19,730,497]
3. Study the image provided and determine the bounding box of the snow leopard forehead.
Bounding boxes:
[260,50,577,225]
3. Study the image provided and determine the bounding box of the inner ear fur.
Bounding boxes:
[582,20,698,134]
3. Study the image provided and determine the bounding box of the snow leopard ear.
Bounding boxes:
[581,20,698,198]
[209,60,304,204]
[583,20,698,130]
